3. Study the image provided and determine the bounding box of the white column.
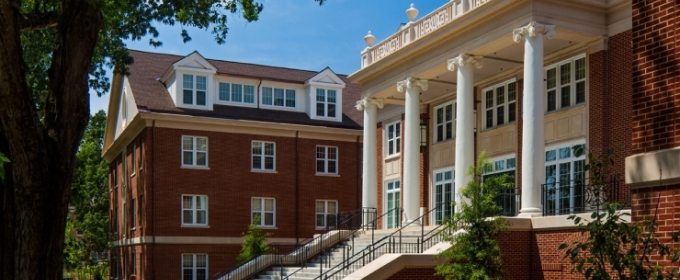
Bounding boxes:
[397,78,428,225]
[513,21,555,217]
[356,98,384,215]
[447,54,483,211]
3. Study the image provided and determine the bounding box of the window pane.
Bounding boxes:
[252,142,262,155]
[252,156,261,169]
[252,212,261,224]
[183,137,194,150]
[183,75,193,89]
[559,147,571,159]
[196,91,206,105]
[576,81,585,104]
[316,214,324,227]
[196,76,206,90]
[183,152,193,165]
[196,196,206,210]
[244,85,255,103]
[327,90,336,103]
[274,88,284,106]
[264,143,274,156]
[196,255,207,267]
[486,110,493,128]
[197,210,206,224]
[316,89,325,102]
[508,103,516,123]
[183,90,193,104]
[546,150,557,161]
[496,86,505,105]
[388,124,394,140]
[575,58,586,80]
[219,83,230,101]
[396,137,400,154]
[183,210,193,224]
[285,89,295,107]
[497,106,504,126]
[546,68,556,89]
[508,82,516,101]
[547,90,556,111]
[196,152,206,166]
[507,158,516,168]
[445,105,453,122]
[183,196,192,209]
[560,64,571,85]
[316,103,324,116]
[316,147,325,159]
[328,161,337,173]
[196,138,207,151]
[561,86,570,108]
[263,87,273,105]
[445,122,452,140]
[317,159,325,173]
[317,201,325,213]
[328,104,336,118]
[388,141,394,155]
[232,84,243,103]
[197,269,207,280]
[264,213,274,225]
[485,90,493,108]
[183,269,193,280]
[328,201,337,213]
[252,199,261,211]
[183,255,193,267]
[328,148,337,159]
[437,125,443,142]
[264,157,274,170]
[436,108,443,124]
[264,199,274,211]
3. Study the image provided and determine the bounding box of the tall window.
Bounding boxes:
[546,55,586,112]
[316,89,337,118]
[316,200,338,228]
[252,141,275,171]
[182,136,208,167]
[131,144,137,175]
[130,248,136,276]
[182,195,208,226]
[434,101,455,143]
[252,198,275,227]
[130,198,136,229]
[385,180,401,229]
[316,146,338,174]
[183,74,207,106]
[182,254,207,280]
[544,142,586,215]
[433,169,454,225]
[385,121,401,156]
[483,156,517,216]
[483,80,516,129]
[139,195,144,228]
[262,87,295,108]
[218,82,255,104]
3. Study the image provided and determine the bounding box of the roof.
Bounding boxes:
[125,50,363,130]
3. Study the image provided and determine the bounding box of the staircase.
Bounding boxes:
[256,227,436,280]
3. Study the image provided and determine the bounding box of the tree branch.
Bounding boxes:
[20,12,58,31]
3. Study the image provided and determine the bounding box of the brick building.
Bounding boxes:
[101,50,363,279]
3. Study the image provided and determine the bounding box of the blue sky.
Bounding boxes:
[90,0,444,113]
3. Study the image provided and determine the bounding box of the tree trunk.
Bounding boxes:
[0,0,103,279]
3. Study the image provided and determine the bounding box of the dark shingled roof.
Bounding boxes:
[126,50,363,129]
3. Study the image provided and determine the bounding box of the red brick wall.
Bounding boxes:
[630,184,680,267]
[498,231,532,280]
[532,230,584,280]
[631,0,680,154]
[387,268,444,280]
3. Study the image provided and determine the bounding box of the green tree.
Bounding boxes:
[435,153,513,280]
[559,146,680,280]
[0,1,325,279]
[236,217,272,267]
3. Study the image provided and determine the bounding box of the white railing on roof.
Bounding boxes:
[361,0,493,68]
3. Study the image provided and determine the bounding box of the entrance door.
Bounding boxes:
[544,145,586,215]
[433,170,454,225]
[385,180,401,229]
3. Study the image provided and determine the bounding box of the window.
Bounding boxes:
[139,140,144,171]
[130,248,136,276]
[182,254,208,280]
[434,101,455,143]
[131,144,136,176]
[433,170,454,225]
[544,142,586,215]
[262,87,295,108]
[252,141,275,171]
[130,198,136,229]
[316,88,337,118]
[316,200,338,228]
[218,82,255,104]
[252,198,275,227]
[483,156,517,216]
[113,207,118,233]
[140,253,144,279]
[112,164,118,189]
[385,180,401,229]
[385,121,401,156]
[139,195,144,228]
[483,80,517,129]
[316,146,338,174]
[182,136,208,167]
[182,195,208,226]
[182,74,207,106]
[546,55,586,112]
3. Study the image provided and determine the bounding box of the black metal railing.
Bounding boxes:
[316,203,453,280]
[541,174,626,216]
[495,186,520,217]
[219,207,372,280]
[279,207,399,280]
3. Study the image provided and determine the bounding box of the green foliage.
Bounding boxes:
[560,146,680,280]
[435,153,513,280]
[0,152,9,182]
[64,111,112,274]
[236,216,272,267]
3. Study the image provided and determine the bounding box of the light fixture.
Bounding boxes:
[473,109,478,133]
[420,118,428,151]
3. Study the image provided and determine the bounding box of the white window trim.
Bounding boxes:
[432,167,454,225]
[181,136,209,168]
[544,139,587,215]
[182,254,208,280]
[314,88,338,119]
[251,197,276,227]
[316,146,339,175]
[260,87,297,110]
[251,141,276,171]
[215,81,257,107]
[432,101,456,144]
[384,121,401,158]
[544,54,587,113]
[482,79,517,130]
[181,195,209,226]
[384,179,401,229]
[315,200,338,229]
[181,74,208,107]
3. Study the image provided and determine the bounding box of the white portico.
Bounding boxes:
[351,0,629,226]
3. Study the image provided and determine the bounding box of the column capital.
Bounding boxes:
[512,21,555,43]
[355,97,384,111]
[447,54,483,71]
[396,77,429,93]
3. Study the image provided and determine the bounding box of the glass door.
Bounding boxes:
[385,180,401,229]
[433,170,454,225]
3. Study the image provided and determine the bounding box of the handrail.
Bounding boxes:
[317,203,452,280]
[280,207,402,280]
[219,207,370,280]
[541,174,626,216]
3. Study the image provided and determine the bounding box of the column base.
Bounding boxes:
[403,219,422,227]
[518,207,543,217]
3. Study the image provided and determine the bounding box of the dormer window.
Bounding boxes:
[183,74,207,106]
[218,82,255,104]
[316,89,336,118]
[263,87,295,108]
